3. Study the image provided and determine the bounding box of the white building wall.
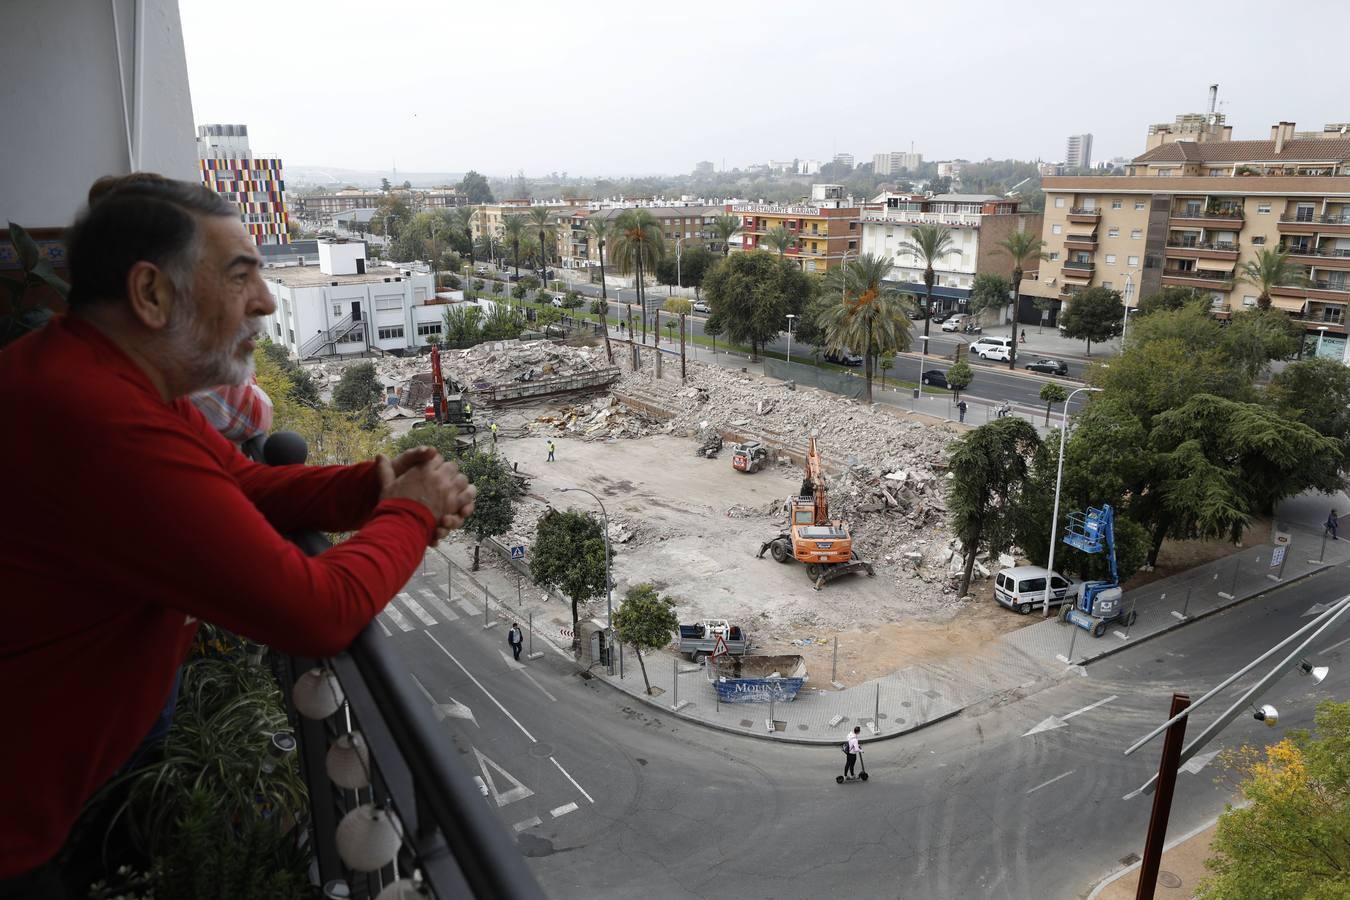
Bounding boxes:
[1,0,198,227]
[861,217,982,289]
[263,270,435,357]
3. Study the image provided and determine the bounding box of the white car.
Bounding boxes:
[550,296,565,308]
[970,336,1013,361]
[941,314,967,332]
[693,300,710,314]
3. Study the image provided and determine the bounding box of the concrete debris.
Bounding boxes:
[725,500,782,519]
[446,339,609,390]
[534,394,668,441]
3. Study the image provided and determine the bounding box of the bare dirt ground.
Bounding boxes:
[493,428,1026,681]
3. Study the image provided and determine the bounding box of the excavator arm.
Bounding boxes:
[806,437,828,524]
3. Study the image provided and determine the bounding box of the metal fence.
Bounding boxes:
[762,357,868,400]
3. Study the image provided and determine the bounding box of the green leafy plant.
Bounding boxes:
[612,583,679,696]
[458,450,522,570]
[1039,382,1068,426]
[531,508,609,650]
[1,223,68,348]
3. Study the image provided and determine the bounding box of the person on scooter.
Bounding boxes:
[843,726,862,779]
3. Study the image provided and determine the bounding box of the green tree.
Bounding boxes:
[946,418,1042,596]
[451,206,477,268]
[443,305,483,342]
[947,358,974,400]
[610,209,666,343]
[526,207,556,274]
[611,583,679,696]
[588,216,614,305]
[1059,286,1124,355]
[1238,247,1310,309]
[511,283,528,301]
[1126,302,1225,354]
[1198,699,1350,900]
[1221,307,1302,380]
[896,223,958,340]
[392,424,459,459]
[380,177,392,193]
[332,362,384,421]
[1039,382,1068,426]
[1136,285,1211,317]
[995,229,1047,370]
[818,253,915,401]
[967,273,1011,322]
[456,450,522,571]
[879,353,894,387]
[535,305,563,335]
[710,213,743,256]
[664,298,692,317]
[530,509,609,649]
[1032,297,1056,332]
[762,225,794,257]
[589,297,608,318]
[561,289,583,310]
[703,315,724,354]
[502,213,528,282]
[457,170,494,204]
[703,251,812,362]
[1269,358,1350,489]
[481,304,525,340]
[678,244,715,301]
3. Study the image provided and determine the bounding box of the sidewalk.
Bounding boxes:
[1087,819,1219,899]
[986,320,1119,363]
[414,507,1349,747]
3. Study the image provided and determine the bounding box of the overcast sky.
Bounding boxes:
[180,0,1350,178]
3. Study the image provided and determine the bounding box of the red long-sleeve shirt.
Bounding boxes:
[0,316,435,878]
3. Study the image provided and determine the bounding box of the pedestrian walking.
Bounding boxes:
[957,400,968,423]
[1329,509,1340,540]
[547,440,556,462]
[842,726,862,779]
[507,623,523,660]
[1020,329,1027,344]
[490,422,498,445]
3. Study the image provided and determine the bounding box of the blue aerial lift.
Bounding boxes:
[1058,504,1136,638]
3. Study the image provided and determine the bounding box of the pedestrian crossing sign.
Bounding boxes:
[712,634,729,658]
[511,545,525,560]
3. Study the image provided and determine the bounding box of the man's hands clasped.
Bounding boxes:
[377,446,477,545]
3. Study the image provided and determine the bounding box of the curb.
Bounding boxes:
[1067,562,1332,668]
[1084,814,1221,899]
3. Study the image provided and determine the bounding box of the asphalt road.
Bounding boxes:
[387,558,1350,899]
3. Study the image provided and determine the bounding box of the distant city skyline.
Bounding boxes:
[178,0,1350,177]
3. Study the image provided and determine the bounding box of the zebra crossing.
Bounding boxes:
[378,583,483,636]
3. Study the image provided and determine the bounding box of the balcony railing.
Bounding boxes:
[1162,267,1234,285]
[1280,213,1350,225]
[1171,207,1244,221]
[1064,233,1097,246]
[266,434,547,900]
[1166,239,1239,252]
[1312,279,1350,293]
[1280,244,1350,259]
[1068,207,1100,217]
[1062,259,1095,270]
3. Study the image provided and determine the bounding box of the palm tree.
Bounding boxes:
[588,216,614,306]
[610,209,665,344]
[502,213,528,281]
[896,223,958,339]
[763,225,794,258]
[452,206,476,269]
[1239,247,1310,310]
[819,253,915,403]
[526,207,556,280]
[710,213,743,257]
[996,230,1048,370]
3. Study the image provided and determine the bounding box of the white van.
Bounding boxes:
[970,336,1013,361]
[993,566,1080,614]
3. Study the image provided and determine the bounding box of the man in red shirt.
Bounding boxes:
[0,178,476,893]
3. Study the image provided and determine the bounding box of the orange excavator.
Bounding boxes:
[757,437,875,590]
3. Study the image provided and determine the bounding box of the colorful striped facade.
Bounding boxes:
[198,157,290,246]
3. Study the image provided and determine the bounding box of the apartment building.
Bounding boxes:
[1065,134,1094,170]
[261,240,441,358]
[557,205,722,270]
[733,185,859,272]
[860,193,1042,313]
[1025,121,1350,347]
[196,124,290,246]
[872,151,924,176]
[298,189,465,219]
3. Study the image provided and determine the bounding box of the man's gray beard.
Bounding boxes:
[163,287,259,393]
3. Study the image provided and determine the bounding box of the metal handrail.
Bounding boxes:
[1166,240,1239,252]
[1062,260,1094,270]
[1171,207,1244,220]
[266,433,546,900]
[1068,207,1101,216]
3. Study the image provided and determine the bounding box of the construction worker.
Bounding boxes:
[547,440,556,462]
[464,400,472,418]
[490,422,498,445]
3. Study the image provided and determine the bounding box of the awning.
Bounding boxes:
[1268,294,1307,314]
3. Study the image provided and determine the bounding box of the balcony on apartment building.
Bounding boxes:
[1059,284,1088,299]
[1279,211,1350,235]
[1169,204,1245,228]
[1061,259,1095,278]
[1064,233,1098,250]
[1295,299,1347,327]
[1161,264,1235,289]
[1279,241,1350,267]
[861,209,983,228]
[1066,207,1101,224]
[1165,238,1241,261]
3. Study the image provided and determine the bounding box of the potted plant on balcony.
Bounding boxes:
[1,223,68,349]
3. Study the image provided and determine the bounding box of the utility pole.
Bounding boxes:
[1136,693,1190,900]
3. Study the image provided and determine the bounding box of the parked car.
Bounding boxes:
[1024,358,1069,376]
[969,336,1013,361]
[994,566,1081,615]
[693,300,710,314]
[920,369,949,388]
[941,314,967,333]
[930,310,953,324]
[824,350,864,367]
[474,265,489,275]
[550,295,565,308]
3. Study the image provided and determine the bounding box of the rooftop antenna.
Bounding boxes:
[1207,84,1219,124]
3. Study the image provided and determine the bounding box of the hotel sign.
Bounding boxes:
[734,203,823,217]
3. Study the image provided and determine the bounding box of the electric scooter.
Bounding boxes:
[836,751,869,784]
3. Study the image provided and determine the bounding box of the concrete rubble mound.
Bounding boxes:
[533,395,670,441]
[443,339,609,390]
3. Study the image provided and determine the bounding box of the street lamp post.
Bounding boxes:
[1316,325,1329,357]
[676,236,684,296]
[785,313,797,366]
[558,487,613,632]
[916,334,929,393]
[1119,272,1136,346]
[1041,386,1104,616]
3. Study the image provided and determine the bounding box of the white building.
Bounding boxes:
[1065,133,1093,169]
[800,159,822,175]
[872,151,924,176]
[832,153,855,169]
[261,241,448,359]
[859,193,1042,310]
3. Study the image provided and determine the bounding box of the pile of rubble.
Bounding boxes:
[442,340,611,389]
[608,360,973,591]
[532,395,669,441]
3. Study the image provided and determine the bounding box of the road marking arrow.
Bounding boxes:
[1304,602,1332,617]
[1180,750,1221,775]
[1023,695,1118,737]
[474,747,534,807]
[409,673,477,726]
[498,648,527,671]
